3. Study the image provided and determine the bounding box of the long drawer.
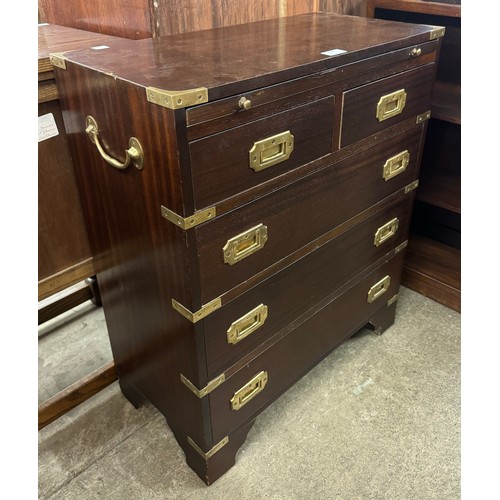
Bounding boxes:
[194,123,423,302]
[207,251,405,443]
[203,193,412,378]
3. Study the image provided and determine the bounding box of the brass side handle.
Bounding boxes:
[249,131,294,172]
[85,115,144,170]
[230,371,268,411]
[227,304,268,345]
[223,223,268,265]
[367,275,391,303]
[376,89,407,122]
[374,218,399,247]
[383,150,410,181]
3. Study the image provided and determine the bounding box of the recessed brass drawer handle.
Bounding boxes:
[230,371,268,411]
[227,304,268,345]
[85,115,144,170]
[367,275,391,303]
[376,89,407,122]
[374,217,399,247]
[383,150,410,181]
[223,223,268,265]
[249,131,294,172]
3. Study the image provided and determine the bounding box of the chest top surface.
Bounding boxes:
[57,13,442,100]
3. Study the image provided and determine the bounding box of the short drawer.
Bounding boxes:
[203,194,412,378]
[340,64,435,148]
[189,94,335,208]
[208,250,405,442]
[194,123,423,303]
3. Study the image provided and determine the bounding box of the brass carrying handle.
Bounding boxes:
[85,115,144,170]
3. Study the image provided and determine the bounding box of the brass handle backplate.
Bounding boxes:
[249,131,294,172]
[383,150,410,181]
[85,115,144,170]
[367,275,391,303]
[223,223,268,265]
[230,371,268,410]
[374,218,399,247]
[376,89,407,122]
[227,304,268,345]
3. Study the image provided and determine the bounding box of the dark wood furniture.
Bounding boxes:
[366,0,461,312]
[38,0,367,39]
[38,24,120,429]
[53,13,442,483]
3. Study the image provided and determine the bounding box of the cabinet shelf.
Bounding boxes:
[417,169,461,214]
[431,81,461,124]
[402,235,460,311]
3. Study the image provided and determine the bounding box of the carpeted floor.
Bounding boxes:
[38,286,460,499]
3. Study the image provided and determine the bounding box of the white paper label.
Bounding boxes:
[91,45,110,50]
[321,48,347,57]
[38,113,59,142]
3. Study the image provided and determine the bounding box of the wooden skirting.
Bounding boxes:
[38,361,117,430]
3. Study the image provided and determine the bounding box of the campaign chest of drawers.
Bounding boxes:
[53,13,443,484]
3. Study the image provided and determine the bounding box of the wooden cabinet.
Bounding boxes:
[38,24,122,430]
[38,24,122,300]
[53,13,441,483]
[367,0,461,311]
[39,1,373,39]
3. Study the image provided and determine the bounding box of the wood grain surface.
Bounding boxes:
[39,1,370,39]
[59,13,438,102]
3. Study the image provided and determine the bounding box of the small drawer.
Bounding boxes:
[189,94,335,208]
[207,251,405,442]
[203,194,413,378]
[194,123,423,303]
[340,64,435,148]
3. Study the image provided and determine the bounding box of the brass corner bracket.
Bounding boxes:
[416,110,432,124]
[161,205,216,230]
[404,180,419,194]
[430,27,446,40]
[171,297,222,323]
[187,436,229,460]
[49,52,67,70]
[180,373,225,398]
[394,240,408,254]
[387,294,399,307]
[146,86,208,110]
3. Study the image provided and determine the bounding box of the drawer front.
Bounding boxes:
[195,124,423,303]
[189,95,335,208]
[203,194,412,378]
[340,64,435,148]
[208,251,405,442]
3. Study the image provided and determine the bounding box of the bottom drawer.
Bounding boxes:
[208,251,405,442]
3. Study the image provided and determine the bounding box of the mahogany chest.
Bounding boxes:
[53,13,443,484]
